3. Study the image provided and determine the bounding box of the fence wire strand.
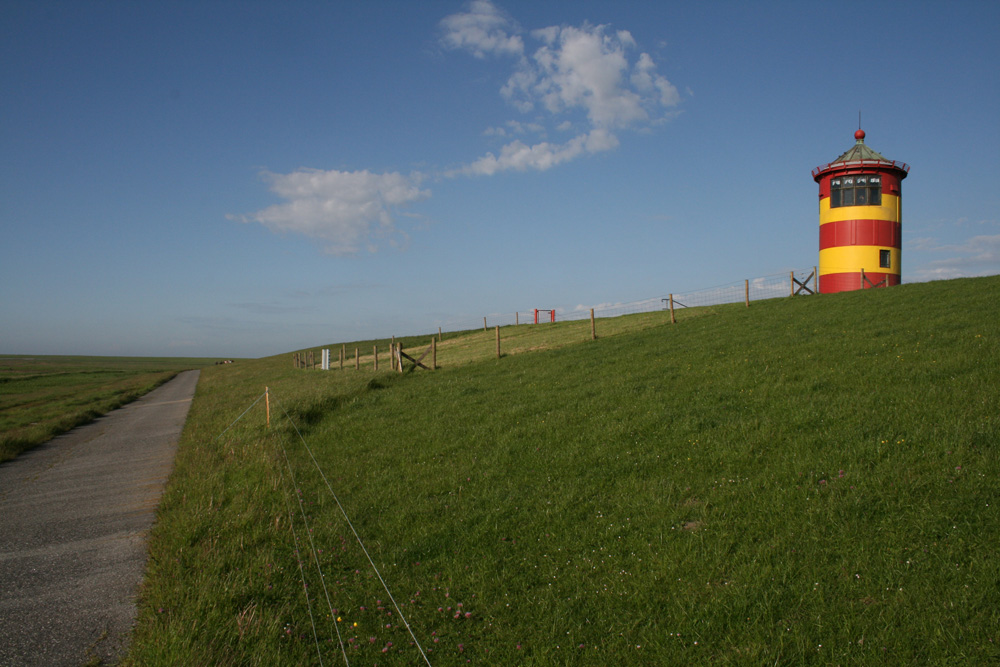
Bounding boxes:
[276,435,350,665]
[214,390,267,441]
[273,393,434,667]
[280,478,327,666]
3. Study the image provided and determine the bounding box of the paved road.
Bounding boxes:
[0,370,199,666]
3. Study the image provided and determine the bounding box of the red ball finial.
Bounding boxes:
[855,128,866,141]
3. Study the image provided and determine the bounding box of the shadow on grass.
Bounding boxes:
[284,374,401,430]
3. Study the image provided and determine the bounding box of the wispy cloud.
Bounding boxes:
[908,234,1000,281]
[456,128,619,176]
[233,168,429,255]
[284,283,384,299]
[438,0,523,58]
[229,302,316,315]
[483,119,545,137]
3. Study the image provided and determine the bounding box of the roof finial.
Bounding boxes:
[855,110,865,142]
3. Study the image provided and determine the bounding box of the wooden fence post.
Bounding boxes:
[669,294,676,324]
[397,344,404,374]
[355,348,360,370]
[860,269,866,290]
[590,308,596,340]
[483,317,487,331]
[495,325,501,358]
[745,279,750,307]
[438,326,442,341]
[790,271,795,297]
[814,266,818,294]
[432,337,437,369]
[516,312,519,325]
[265,386,270,428]
[373,345,378,371]
[340,345,345,370]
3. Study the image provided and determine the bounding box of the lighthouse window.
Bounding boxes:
[830,174,881,208]
[855,176,869,205]
[868,175,882,205]
[880,249,891,268]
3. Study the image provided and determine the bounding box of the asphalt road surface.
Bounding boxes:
[0,370,199,666]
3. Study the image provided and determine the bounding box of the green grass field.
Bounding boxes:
[0,355,219,462]
[114,276,999,664]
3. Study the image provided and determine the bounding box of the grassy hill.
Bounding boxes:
[126,276,999,665]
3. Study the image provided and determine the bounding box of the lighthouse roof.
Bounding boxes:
[812,129,909,180]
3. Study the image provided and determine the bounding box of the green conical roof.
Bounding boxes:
[812,129,909,180]
[830,129,892,164]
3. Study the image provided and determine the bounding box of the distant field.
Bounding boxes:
[0,355,220,462]
[125,275,999,665]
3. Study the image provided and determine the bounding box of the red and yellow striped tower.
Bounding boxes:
[812,129,909,293]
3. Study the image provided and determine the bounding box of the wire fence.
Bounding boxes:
[291,267,820,371]
[216,388,433,666]
[476,267,818,329]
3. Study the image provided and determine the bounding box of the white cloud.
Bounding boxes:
[503,23,679,130]
[439,0,523,58]
[453,128,619,176]
[631,52,681,108]
[236,169,430,255]
[520,25,645,128]
[443,3,681,175]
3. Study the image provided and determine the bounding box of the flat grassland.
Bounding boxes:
[123,276,996,664]
[0,356,218,462]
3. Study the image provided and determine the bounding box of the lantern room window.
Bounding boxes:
[830,174,882,208]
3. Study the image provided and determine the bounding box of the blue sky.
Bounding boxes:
[2,1,998,358]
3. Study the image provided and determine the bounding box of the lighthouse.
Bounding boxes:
[812,129,909,293]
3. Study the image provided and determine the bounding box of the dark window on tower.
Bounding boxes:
[868,175,882,205]
[842,183,854,206]
[856,177,868,205]
[880,249,891,268]
[830,173,882,208]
